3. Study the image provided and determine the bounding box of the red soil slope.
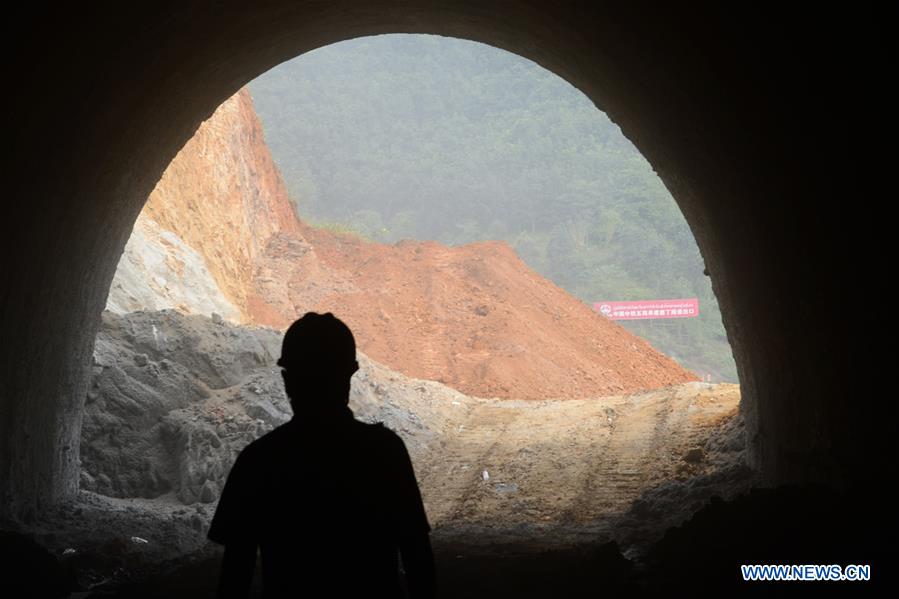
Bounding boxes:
[137,87,698,400]
[250,224,698,400]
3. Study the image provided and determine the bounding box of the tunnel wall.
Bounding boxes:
[1,2,889,519]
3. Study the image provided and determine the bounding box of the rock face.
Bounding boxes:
[107,89,299,320]
[107,86,697,401]
[107,216,241,320]
[82,310,281,503]
[81,310,445,504]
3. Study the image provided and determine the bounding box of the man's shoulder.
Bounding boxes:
[233,421,294,459]
[361,419,404,437]
[348,420,408,452]
[233,418,405,460]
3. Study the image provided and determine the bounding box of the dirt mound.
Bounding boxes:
[81,309,459,505]
[112,86,698,400]
[250,225,698,399]
[81,310,744,545]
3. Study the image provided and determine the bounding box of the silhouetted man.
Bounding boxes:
[208,312,436,598]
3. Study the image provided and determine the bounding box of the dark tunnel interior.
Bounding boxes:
[1,2,892,596]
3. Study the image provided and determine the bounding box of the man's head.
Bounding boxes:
[278,312,359,414]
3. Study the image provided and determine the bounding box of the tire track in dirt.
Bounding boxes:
[569,393,666,518]
[416,383,742,544]
[419,402,521,525]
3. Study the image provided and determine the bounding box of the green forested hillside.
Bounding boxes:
[248,34,737,382]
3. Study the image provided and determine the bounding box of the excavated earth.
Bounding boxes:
[251,226,697,400]
[15,310,753,596]
[110,87,697,402]
[80,310,751,537]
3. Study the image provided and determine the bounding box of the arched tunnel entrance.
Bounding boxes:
[75,32,748,564]
[2,2,890,588]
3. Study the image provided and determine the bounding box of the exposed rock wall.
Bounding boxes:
[81,310,447,505]
[107,89,300,320]
[107,216,240,320]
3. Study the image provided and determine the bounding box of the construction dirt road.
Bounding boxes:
[413,381,747,550]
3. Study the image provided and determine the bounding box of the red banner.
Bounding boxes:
[593,298,699,320]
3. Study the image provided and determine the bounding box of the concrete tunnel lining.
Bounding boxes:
[1,3,888,520]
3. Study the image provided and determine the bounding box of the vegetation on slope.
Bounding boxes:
[249,35,736,381]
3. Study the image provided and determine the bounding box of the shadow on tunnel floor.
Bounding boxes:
[3,485,893,598]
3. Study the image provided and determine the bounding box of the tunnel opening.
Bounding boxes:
[75,35,749,579]
[62,37,752,593]
[3,4,891,597]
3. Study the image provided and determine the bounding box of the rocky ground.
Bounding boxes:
[80,309,454,507]
[8,309,757,597]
